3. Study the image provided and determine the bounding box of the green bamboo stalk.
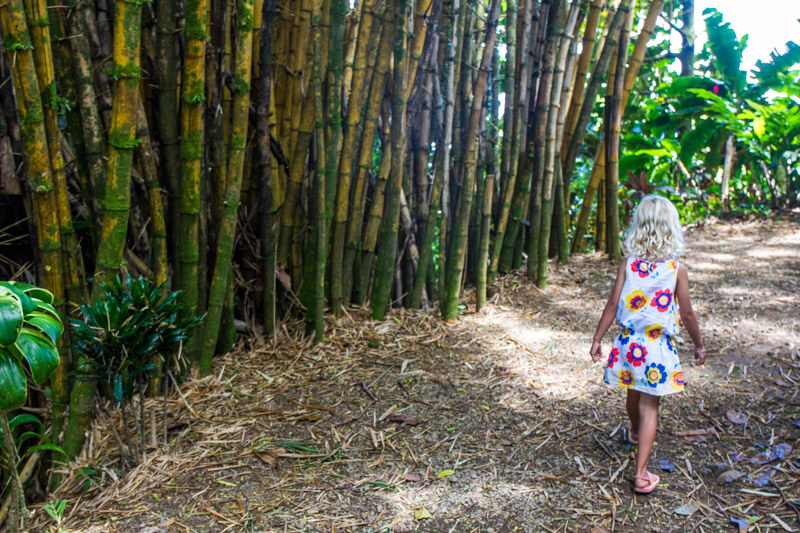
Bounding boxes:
[199,0,254,376]
[156,0,180,274]
[323,0,344,268]
[488,0,517,283]
[442,0,500,321]
[308,0,326,341]
[343,12,396,305]
[256,0,278,335]
[136,101,168,286]
[25,0,84,309]
[61,356,96,459]
[536,0,580,288]
[476,173,494,311]
[371,0,407,321]
[570,0,661,254]
[178,0,208,359]
[329,0,374,313]
[605,4,631,260]
[67,0,108,237]
[561,0,629,189]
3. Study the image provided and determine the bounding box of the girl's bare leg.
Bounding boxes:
[635,392,660,488]
[626,389,641,436]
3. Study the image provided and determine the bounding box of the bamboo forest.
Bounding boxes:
[0,0,799,529]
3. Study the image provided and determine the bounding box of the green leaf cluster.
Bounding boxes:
[0,282,63,412]
[69,275,202,406]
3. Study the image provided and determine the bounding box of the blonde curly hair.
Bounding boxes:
[622,195,685,260]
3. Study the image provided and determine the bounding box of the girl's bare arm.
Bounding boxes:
[590,260,627,362]
[675,263,706,364]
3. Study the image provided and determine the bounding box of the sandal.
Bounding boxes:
[633,471,660,494]
[628,429,639,445]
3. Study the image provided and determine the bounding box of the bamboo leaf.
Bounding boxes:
[0,348,27,411]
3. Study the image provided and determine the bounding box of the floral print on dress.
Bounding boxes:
[626,343,648,367]
[665,335,678,355]
[625,290,649,312]
[670,371,685,390]
[607,348,619,368]
[604,257,684,396]
[651,289,672,312]
[645,363,668,387]
[631,259,654,278]
[618,369,634,388]
[645,324,663,341]
[619,327,632,345]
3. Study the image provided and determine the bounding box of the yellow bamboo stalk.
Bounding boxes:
[24,0,84,305]
[404,0,434,100]
[571,0,664,254]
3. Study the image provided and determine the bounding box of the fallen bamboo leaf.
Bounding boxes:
[727,410,748,424]
[414,508,432,520]
[386,414,420,426]
[674,502,700,516]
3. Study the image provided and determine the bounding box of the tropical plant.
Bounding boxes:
[0,281,63,533]
[68,276,202,465]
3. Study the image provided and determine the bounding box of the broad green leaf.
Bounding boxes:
[24,311,64,344]
[15,328,60,384]
[0,283,36,315]
[437,469,455,478]
[0,292,24,347]
[31,301,63,330]
[0,349,27,411]
[6,282,55,304]
[680,119,724,164]
[9,413,43,430]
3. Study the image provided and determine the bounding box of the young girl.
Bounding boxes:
[590,195,706,494]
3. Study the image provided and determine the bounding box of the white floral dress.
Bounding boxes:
[603,257,685,396]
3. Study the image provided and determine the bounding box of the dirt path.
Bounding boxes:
[41,214,800,533]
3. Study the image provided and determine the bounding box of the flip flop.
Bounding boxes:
[633,471,660,494]
[628,429,639,445]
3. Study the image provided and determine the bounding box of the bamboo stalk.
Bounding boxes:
[561,0,629,191]
[371,0,407,320]
[570,0,664,254]
[178,0,209,360]
[605,4,632,260]
[441,0,500,321]
[329,0,376,313]
[199,0,255,375]
[562,0,602,155]
[136,101,168,286]
[92,0,144,295]
[476,174,494,311]
[487,0,517,282]
[534,0,579,287]
[345,15,396,304]
[256,0,278,335]
[156,0,180,274]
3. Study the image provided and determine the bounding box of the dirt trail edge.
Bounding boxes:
[38,213,800,533]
